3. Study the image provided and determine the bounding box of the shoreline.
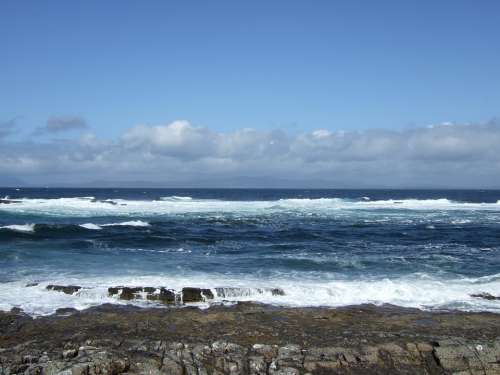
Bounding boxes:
[1,302,500,374]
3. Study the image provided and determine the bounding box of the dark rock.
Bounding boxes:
[471,292,500,300]
[119,287,143,300]
[55,308,79,316]
[182,287,214,303]
[10,307,23,314]
[108,287,121,296]
[46,285,81,295]
[0,199,21,204]
[147,288,176,304]
[25,282,39,287]
[271,288,285,296]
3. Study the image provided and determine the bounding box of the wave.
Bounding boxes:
[80,223,102,230]
[1,196,500,217]
[0,221,151,236]
[2,273,500,316]
[0,224,35,233]
[101,220,151,227]
[160,196,193,202]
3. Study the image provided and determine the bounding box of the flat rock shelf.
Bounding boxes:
[1,303,500,374]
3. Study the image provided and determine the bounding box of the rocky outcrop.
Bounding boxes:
[106,286,214,304]
[471,292,500,300]
[182,287,214,303]
[0,199,21,204]
[2,303,500,374]
[45,285,288,304]
[46,285,81,295]
[1,339,500,374]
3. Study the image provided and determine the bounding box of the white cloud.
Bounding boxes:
[2,119,500,187]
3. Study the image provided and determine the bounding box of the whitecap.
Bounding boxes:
[79,223,102,230]
[102,220,151,227]
[1,196,500,218]
[0,224,35,233]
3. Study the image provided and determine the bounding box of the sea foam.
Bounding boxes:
[0,224,36,233]
[1,196,500,218]
[2,273,500,316]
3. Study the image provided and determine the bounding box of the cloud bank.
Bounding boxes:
[1,119,500,188]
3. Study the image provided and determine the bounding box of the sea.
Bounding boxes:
[1,188,500,316]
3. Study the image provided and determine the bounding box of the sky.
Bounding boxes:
[1,1,500,187]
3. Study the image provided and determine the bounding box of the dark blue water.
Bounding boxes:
[1,188,500,315]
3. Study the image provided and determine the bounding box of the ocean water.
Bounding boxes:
[1,188,500,316]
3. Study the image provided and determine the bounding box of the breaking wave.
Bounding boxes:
[2,273,500,316]
[1,196,500,218]
[0,224,36,233]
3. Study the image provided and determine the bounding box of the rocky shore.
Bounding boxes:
[1,302,500,375]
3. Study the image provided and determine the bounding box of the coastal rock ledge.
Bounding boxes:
[2,339,500,375]
[2,303,500,374]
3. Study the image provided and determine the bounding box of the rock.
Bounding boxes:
[25,282,39,287]
[162,357,184,375]
[471,292,500,300]
[118,287,142,300]
[146,288,176,304]
[62,349,77,359]
[0,199,21,204]
[107,287,121,296]
[55,308,79,316]
[271,288,285,296]
[108,286,177,303]
[277,345,303,369]
[46,285,81,295]
[182,288,214,303]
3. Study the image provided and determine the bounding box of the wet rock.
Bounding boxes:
[25,282,39,287]
[182,287,214,303]
[471,292,500,300]
[0,199,21,204]
[10,307,23,314]
[55,308,79,316]
[146,288,176,304]
[46,285,81,295]
[271,288,285,296]
[118,287,143,300]
[107,286,121,296]
[108,286,177,303]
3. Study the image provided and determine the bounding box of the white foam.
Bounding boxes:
[160,196,193,201]
[1,196,499,217]
[101,220,151,227]
[79,223,102,230]
[0,224,35,233]
[2,273,500,316]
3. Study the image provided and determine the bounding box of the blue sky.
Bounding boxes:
[2,1,500,187]
[2,0,500,139]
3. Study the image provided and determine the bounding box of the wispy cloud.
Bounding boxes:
[34,116,88,134]
[0,119,16,139]
[3,119,500,187]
